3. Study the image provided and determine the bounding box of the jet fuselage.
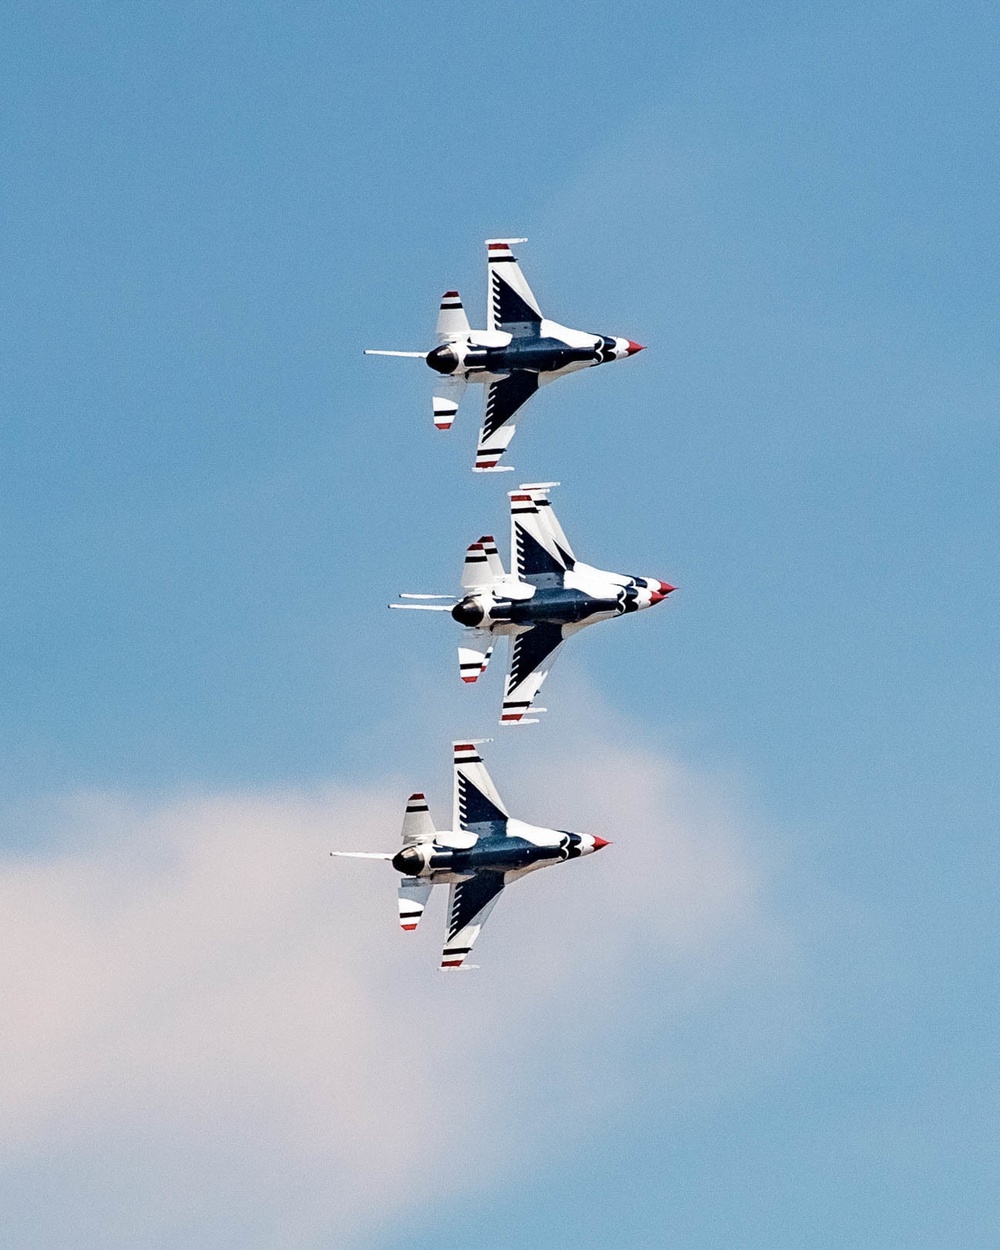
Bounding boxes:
[426,321,640,381]
[391,825,605,884]
[451,567,673,633]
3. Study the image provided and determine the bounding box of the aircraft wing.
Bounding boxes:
[473,372,539,471]
[483,371,539,440]
[523,484,575,565]
[509,485,574,586]
[452,740,509,835]
[440,871,506,969]
[486,239,542,335]
[501,622,565,724]
[475,370,542,472]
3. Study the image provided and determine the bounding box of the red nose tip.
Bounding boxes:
[626,340,645,355]
[592,836,611,851]
[649,581,676,604]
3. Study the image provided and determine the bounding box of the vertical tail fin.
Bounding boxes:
[461,534,504,589]
[436,290,471,342]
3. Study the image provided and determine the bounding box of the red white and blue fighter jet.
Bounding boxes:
[332,741,610,969]
[364,238,644,472]
[390,483,675,725]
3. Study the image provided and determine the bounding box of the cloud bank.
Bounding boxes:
[0,733,789,1248]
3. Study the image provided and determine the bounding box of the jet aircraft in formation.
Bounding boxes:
[390,482,674,725]
[341,237,659,969]
[332,741,609,969]
[365,238,643,472]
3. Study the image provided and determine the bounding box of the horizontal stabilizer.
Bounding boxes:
[433,396,458,429]
[436,290,471,342]
[398,876,433,932]
[433,375,466,429]
[459,640,495,683]
[401,791,436,845]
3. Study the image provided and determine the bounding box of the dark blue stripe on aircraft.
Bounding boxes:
[448,872,505,940]
[516,526,566,584]
[509,622,564,690]
[458,775,508,834]
[483,370,539,439]
[493,278,541,336]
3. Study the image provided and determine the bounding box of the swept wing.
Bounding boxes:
[440,871,506,969]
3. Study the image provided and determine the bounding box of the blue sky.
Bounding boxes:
[1,2,998,1246]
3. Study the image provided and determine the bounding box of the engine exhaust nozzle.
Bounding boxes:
[426,345,459,375]
[451,597,485,627]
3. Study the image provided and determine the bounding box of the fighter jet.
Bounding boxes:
[390,483,675,725]
[332,740,610,969]
[364,238,644,472]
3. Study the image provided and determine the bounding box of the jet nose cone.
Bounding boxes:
[591,836,611,851]
[649,580,676,604]
[625,340,645,356]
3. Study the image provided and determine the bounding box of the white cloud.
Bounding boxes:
[0,734,791,1248]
